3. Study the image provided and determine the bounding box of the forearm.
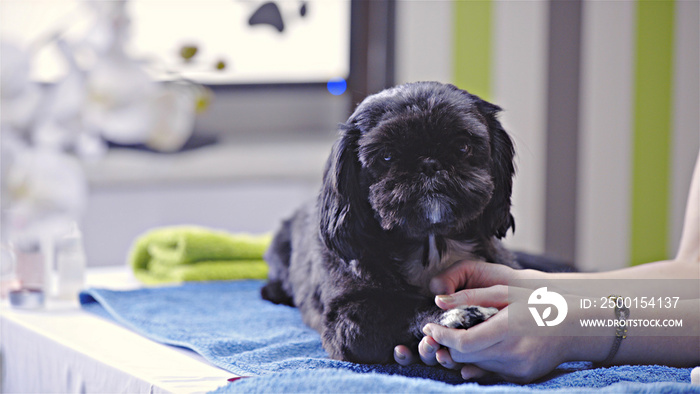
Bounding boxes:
[567,299,700,366]
[570,335,700,367]
[524,260,700,281]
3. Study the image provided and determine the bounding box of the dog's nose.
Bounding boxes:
[420,158,441,176]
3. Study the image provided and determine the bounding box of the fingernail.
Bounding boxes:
[422,325,433,337]
[394,348,406,361]
[436,353,446,365]
[461,370,472,380]
[436,295,455,305]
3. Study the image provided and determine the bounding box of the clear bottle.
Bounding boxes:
[8,235,46,309]
[52,222,86,300]
[12,237,45,291]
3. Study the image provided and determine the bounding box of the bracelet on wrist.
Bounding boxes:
[598,295,630,366]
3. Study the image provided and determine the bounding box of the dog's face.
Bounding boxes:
[357,97,498,239]
[320,82,515,260]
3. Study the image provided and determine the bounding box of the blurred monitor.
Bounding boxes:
[1,0,393,137]
[1,1,350,84]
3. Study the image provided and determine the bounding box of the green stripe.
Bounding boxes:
[453,0,492,100]
[631,0,675,265]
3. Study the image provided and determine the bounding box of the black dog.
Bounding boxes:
[262,82,518,364]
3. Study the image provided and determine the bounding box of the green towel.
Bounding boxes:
[129,226,271,284]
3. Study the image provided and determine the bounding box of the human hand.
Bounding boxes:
[424,285,577,382]
[394,260,550,373]
[428,259,540,296]
[393,285,510,368]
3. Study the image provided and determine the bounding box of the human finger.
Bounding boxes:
[423,311,507,355]
[461,364,489,380]
[430,259,518,295]
[434,285,509,310]
[435,347,461,370]
[429,259,482,295]
[418,336,440,366]
[393,344,418,366]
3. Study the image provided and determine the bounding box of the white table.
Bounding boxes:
[0,267,236,394]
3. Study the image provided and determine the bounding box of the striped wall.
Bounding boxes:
[577,0,698,269]
[395,0,699,271]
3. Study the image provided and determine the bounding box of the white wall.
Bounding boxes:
[394,1,453,85]
[492,1,549,255]
[576,1,635,271]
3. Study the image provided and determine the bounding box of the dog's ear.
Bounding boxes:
[474,97,516,238]
[318,124,368,262]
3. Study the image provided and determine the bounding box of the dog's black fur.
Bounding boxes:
[262,82,518,364]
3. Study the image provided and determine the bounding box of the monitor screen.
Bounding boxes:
[1,0,352,85]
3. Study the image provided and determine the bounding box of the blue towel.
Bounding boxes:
[212,369,697,394]
[79,281,697,393]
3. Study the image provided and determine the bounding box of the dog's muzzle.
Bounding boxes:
[423,197,450,225]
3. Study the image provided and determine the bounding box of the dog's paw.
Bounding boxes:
[439,305,498,329]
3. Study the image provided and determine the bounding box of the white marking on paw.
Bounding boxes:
[440,308,466,328]
[477,306,498,319]
[439,306,499,328]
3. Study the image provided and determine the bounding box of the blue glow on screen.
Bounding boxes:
[327,78,347,95]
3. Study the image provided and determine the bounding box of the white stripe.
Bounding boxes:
[493,0,549,254]
[394,1,453,84]
[576,1,635,271]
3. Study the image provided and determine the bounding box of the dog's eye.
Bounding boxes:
[459,145,471,155]
[383,153,392,162]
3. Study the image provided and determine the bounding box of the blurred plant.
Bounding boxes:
[1,39,88,246]
[1,0,217,244]
[180,45,199,62]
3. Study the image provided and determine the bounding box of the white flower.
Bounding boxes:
[0,41,30,98]
[83,49,197,151]
[40,40,86,122]
[75,132,108,160]
[6,147,87,222]
[80,0,130,55]
[0,41,43,133]
[31,38,88,151]
[145,83,196,152]
[84,45,157,145]
[0,133,25,212]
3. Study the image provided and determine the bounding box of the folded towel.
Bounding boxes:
[129,226,271,284]
[79,281,697,394]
